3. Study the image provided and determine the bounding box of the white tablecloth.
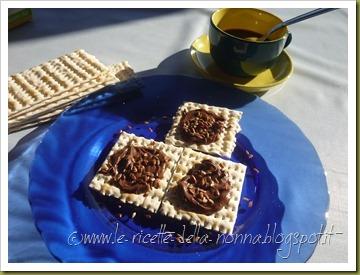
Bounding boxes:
[8,8,348,263]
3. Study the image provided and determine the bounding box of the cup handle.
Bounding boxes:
[284,33,292,48]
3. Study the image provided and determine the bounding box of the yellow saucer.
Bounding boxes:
[190,34,294,93]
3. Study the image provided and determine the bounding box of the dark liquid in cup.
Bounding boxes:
[224,29,269,41]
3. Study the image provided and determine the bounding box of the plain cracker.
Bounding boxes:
[9,49,111,117]
[8,62,134,130]
[9,61,133,120]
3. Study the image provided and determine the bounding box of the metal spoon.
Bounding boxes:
[251,8,339,42]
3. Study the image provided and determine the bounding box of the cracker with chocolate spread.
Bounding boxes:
[89,132,183,213]
[159,148,246,234]
[165,102,242,158]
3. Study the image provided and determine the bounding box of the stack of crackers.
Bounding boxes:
[8,49,134,133]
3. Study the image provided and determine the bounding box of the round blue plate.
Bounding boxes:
[29,75,328,263]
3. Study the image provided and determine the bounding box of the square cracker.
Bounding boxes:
[8,49,111,117]
[8,61,135,132]
[89,132,183,213]
[159,148,246,234]
[165,102,242,158]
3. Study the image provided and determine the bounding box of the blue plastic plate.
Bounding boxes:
[29,75,328,263]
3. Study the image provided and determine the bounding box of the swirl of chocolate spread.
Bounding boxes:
[177,159,231,215]
[99,145,168,194]
[178,109,225,145]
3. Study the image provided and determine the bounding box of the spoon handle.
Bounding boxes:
[264,8,339,39]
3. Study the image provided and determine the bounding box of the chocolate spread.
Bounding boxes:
[99,144,168,194]
[177,159,231,215]
[178,109,225,145]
